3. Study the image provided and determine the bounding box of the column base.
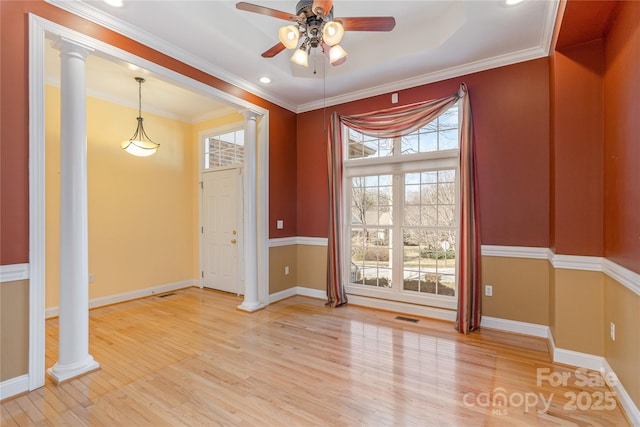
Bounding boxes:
[237,301,265,312]
[47,356,100,384]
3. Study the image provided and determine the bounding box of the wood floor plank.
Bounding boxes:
[2,288,633,426]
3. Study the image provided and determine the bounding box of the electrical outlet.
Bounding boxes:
[610,322,616,341]
[284,266,289,275]
[276,220,284,229]
[484,285,493,297]
[89,274,95,284]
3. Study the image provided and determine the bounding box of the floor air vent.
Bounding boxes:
[158,292,177,298]
[395,316,419,323]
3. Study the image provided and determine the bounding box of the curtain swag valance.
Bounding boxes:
[326,83,482,334]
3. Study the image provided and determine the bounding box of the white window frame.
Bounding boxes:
[202,122,245,172]
[342,108,460,310]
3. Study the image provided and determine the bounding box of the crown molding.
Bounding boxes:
[297,45,549,113]
[192,106,241,125]
[45,75,195,122]
[46,0,558,115]
[298,0,559,112]
[540,0,561,55]
[45,0,297,113]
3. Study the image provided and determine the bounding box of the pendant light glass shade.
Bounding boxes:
[121,77,159,157]
[278,25,300,49]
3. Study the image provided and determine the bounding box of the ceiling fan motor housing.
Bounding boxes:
[295,0,334,49]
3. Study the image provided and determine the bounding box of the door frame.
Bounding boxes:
[28,14,270,391]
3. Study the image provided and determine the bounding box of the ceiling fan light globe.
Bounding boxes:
[290,48,309,67]
[278,25,300,49]
[329,44,347,64]
[322,21,344,46]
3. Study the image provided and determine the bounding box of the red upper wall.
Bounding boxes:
[269,112,298,238]
[551,40,605,257]
[603,0,640,273]
[0,2,30,265]
[0,1,298,265]
[298,58,551,247]
[556,1,620,50]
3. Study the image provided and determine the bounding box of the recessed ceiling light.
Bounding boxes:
[104,0,123,7]
[505,0,524,5]
[259,76,271,84]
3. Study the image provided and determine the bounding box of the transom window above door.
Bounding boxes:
[205,128,245,170]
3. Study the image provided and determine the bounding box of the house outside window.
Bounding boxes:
[205,127,245,170]
[344,104,460,309]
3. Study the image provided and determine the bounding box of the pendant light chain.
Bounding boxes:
[120,76,159,157]
[136,77,144,119]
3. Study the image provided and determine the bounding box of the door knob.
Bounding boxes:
[231,239,237,244]
[232,230,237,235]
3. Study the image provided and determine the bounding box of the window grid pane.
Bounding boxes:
[350,174,393,288]
[205,129,245,169]
[347,129,393,160]
[402,168,456,296]
[351,227,393,288]
[400,104,459,155]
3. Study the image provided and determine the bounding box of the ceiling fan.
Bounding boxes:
[236,0,396,67]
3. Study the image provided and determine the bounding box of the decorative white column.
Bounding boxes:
[238,111,264,312]
[47,37,99,383]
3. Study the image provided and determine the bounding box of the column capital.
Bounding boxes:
[242,110,260,121]
[53,36,94,59]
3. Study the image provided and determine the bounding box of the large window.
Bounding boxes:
[345,104,459,309]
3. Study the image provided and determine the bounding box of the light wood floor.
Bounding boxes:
[1,288,631,426]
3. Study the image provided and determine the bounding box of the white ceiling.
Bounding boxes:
[46,0,558,119]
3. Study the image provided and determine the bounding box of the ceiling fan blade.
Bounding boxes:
[236,2,297,21]
[336,17,396,32]
[312,0,334,17]
[261,42,287,58]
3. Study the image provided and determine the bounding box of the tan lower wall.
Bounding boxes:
[549,263,556,339]
[296,245,327,291]
[481,256,550,325]
[0,279,29,381]
[269,245,298,294]
[553,269,604,356]
[604,275,640,408]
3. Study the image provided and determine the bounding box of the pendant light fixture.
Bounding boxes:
[120,77,159,157]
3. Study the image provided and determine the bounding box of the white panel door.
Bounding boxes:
[202,168,242,294]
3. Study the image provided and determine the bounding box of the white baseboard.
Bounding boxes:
[546,329,605,371]
[268,286,325,304]
[0,374,29,401]
[268,287,298,304]
[45,280,196,318]
[553,347,605,371]
[296,286,326,299]
[480,316,550,338]
[603,359,640,426]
